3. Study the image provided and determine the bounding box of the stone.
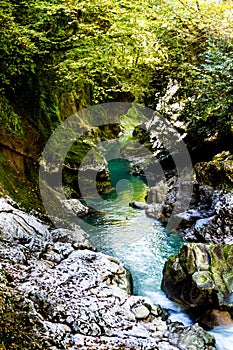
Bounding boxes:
[0,196,216,349]
[145,182,233,245]
[50,227,91,249]
[129,201,149,210]
[184,192,233,243]
[192,271,215,289]
[146,203,166,222]
[168,323,216,350]
[132,305,150,319]
[195,155,233,188]
[176,209,202,223]
[162,243,233,327]
[147,181,170,204]
[200,309,233,330]
[146,181,200,230]
[61,199,90,216]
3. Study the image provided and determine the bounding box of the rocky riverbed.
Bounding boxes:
[0,196,215,349]
[145,179,233,330]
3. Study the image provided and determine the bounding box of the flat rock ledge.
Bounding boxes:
[0,197,215,349]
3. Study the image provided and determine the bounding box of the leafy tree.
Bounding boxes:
[0,0,232,143]
[146,0,232,159]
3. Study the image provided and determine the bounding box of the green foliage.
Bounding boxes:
[0,150,6,163]
[148,1,232,105]
[143,1,233,155]
[54,0,162,104]
[0,1,37,86]
[178,38,233,154]
[0,0,232,141]
[0,96,23,136]
[193,41,233,123]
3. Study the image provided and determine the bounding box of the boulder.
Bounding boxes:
[146,181,197,230]
[146,180,233,244]
[61,198,90,216]
[200,309,233,330]
[168,323,216,350]
[162,243,233,328]
[132,304,150,319]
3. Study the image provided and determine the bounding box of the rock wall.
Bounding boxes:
[145,181,233,244]
[182,191,233,244]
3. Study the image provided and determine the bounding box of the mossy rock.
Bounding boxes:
[162,243,233,326]
[195,152,233,189]
[0,157,44,213]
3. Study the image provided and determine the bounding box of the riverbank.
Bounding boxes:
[0,196,215,349]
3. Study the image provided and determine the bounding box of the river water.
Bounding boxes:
[80,157,231,350]
[81,159,190,320]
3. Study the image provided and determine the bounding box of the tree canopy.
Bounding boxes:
[0,0,232,139]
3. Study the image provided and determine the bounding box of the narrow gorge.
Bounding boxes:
[0,104,232,349]
[1,1,232,349]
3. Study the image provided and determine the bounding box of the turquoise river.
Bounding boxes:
[79,157,232,350]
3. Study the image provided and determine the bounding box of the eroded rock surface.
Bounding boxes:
[183,191,233,243]
[195,151,233,189]
[146,182,233,243]
[0,197,216,349]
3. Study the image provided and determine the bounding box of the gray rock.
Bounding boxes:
[61,199,90,216]
[129,201,149,210]
[168,323,216,350]
[50,227,91,249]
[176,209,203,223]
[146,181,233,244]
[184,192,233,243]
[0,196,216,349]
[132,305,150,319]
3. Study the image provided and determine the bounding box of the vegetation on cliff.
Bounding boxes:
[0,0,232,204]
[1,0,232,130]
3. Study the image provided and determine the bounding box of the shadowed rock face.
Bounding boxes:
[162,243,233,329]
[195,151,233,189]
[0,197,216,349]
